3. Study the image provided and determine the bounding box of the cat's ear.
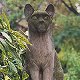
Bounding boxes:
[45,4,55,17]
[24,4,34,21]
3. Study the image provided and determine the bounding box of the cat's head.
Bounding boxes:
[24,4,55,33]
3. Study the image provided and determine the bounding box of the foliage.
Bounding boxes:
[0,0,80,80]
[54,14,80,52]
[4,0,43,21]
[54,13,80,80]
[58,46,80,80]
[0,13,30,80]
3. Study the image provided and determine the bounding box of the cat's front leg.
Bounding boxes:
[43,67,53,80]
[30,68,39,80]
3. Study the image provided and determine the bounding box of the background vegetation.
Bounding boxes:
[0,0,80,80]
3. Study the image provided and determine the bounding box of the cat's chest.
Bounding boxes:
[29,36,53,57]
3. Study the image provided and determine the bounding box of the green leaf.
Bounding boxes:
[12,31,31,45]
[5,40,21,60]
[1,32,12,43]
[1,12,10,30]
[0,38,8,50]
[0,43,5,53]
[0,18,3,28]
[5,75,11,80]
[8,61,17,73]
[22,71,29,80]
[5,40,16,49]
[13,59,22,70]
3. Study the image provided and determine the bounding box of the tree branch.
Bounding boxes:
[68,0,73,7]
[61,0,80,15]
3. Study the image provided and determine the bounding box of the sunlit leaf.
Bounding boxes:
[12,31,31,45]
[1,32,12,43]
[5,75,11,80]
[1,12,10,30]
[22,71,29,80]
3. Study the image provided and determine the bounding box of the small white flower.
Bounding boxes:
[75,3,79,7]
[77,6,80,13]
[25,31,29,36]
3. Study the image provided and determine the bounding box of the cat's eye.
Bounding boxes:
[32,16,37,20]
[44,16,49,20]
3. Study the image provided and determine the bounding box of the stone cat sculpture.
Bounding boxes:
[23,4,64,80]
